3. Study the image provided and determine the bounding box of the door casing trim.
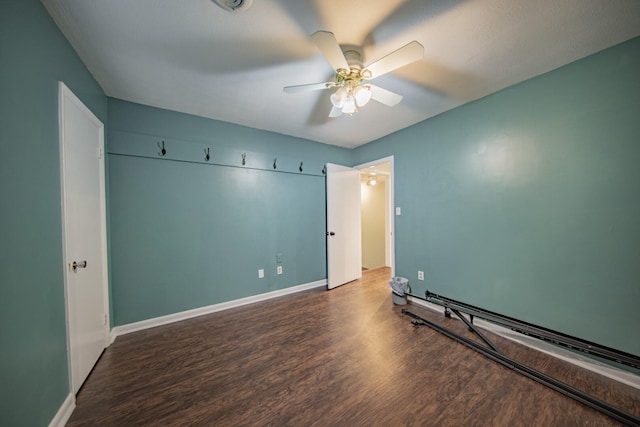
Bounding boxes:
[355,155,395,277]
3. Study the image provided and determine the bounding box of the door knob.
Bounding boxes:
[327,231,335,236]
[72,260,87,272]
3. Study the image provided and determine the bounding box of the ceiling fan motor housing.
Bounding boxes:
[336,50,369,87]
[211,0,253,13]
[343,50,363,70]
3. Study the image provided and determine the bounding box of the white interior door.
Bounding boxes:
[59,82,109,394]
[326,163,362,289]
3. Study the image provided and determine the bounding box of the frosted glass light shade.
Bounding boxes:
[354,85,372,107]
[342,96,356,114]
[330,87,348,108]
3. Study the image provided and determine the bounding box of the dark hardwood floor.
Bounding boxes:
[67,267,640,426]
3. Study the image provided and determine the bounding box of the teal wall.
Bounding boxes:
[107,99,351,325]
[353,37,640,356]
[0,1,108,426]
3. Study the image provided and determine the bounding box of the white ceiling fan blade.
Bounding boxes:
[369,84,403,107]
[329,106,343,118]
[283,82,332,93]
[311,31,349,72]
[363,41,424,80]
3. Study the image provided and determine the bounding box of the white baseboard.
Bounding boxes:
[112,279,327,338]
[108,329,117,346]
[50,280,325,427]
[407,296,640,390]
[48,393,75,427]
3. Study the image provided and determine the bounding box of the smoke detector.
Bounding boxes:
[211,0,253,13]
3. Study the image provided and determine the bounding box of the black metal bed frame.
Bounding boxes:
[424,290,640,369]
[402,290,640,426]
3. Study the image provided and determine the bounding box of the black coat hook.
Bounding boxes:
[204,147,210,162]
[273,158,277,170]
[157,141,166,156]
[299,161,303,172]
[242,153,246,165]
[322,165,326,175]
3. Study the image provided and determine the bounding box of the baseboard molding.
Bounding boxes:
[112,279,327,338]
[50,280,326,427]
[108,329,117,346]
[48,393,75,427]
[407,296,640,390]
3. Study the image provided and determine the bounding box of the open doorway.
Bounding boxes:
[357,156,394,276]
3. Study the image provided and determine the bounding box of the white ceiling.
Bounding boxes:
[42,0,640,149]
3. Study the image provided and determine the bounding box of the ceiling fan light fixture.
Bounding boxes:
[342,96,357,114]
[354,85,372,107]
[330,87,348,108]
[211,0,253,13]
[283,31,424,119]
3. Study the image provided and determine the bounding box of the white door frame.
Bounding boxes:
[356,156,395,277]
[59,81,110,395]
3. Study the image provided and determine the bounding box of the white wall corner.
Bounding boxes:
[48,393,75,427]
[108,328,117,346]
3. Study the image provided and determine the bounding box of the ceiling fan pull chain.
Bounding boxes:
[242,153,246,165]
[273,158,277,169]
[157,140,166,156]
[299,161,303,172]
[204,147,210,162]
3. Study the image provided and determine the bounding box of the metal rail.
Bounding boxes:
[424,290,640,370]
[449,307,501,354]
[402,308,640,426]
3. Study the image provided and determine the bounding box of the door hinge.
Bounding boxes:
[104,314,108,325]
[97,146,103,159]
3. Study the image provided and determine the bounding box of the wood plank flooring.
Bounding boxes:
[67,268,640,426]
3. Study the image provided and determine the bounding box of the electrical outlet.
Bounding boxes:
[258,269,264,279]
[277,265,283,275]
[396,207,401,216]
[276,253,283,263]
[418,270,424,281]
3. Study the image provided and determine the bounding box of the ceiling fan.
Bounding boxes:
[284,31,424,118]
